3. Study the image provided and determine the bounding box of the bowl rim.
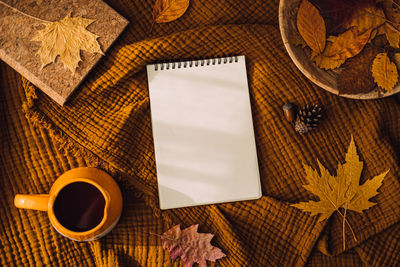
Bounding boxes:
[278,0,400,100]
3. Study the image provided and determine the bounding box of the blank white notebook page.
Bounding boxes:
[147,56,261,209]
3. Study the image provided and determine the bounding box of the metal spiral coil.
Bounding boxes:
[154,56,239,71]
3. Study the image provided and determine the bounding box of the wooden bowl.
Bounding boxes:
[278,0,400,99]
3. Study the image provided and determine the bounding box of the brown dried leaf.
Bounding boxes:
[392,52,400,69]
[381,0,400,24]
[368,28,378,43]
[311,41,346,70]
[161,225,226,267]
[153,0,190,23]
[324,27,372,60]
[371,52,399,92]
[371,33,389,47]
[338,46,381,94]
[310,0,375,34]
[311,28,372,70]
[312,55,345,69]
[347,6,386,33]
[292,136,388,222]
[31,13,103,73]
[297,0,326,54]
[377,23,400,48]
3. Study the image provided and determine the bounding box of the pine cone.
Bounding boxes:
[294,104,323,134]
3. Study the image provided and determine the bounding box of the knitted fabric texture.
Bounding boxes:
[1,0,400,266]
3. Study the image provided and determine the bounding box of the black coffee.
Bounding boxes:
[53,182,105,232]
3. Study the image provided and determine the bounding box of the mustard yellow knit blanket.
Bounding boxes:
[1,0,400,266]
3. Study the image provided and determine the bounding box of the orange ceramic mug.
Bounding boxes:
[14,167,122,241]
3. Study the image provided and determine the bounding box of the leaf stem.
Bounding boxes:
[326,197,357,242]
[141,231,163,238]
[141,230,178,242]
[342,203,348,250]
[337,208,357,242]
[0,0,51,23]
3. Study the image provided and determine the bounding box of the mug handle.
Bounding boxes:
[14,194,49,211]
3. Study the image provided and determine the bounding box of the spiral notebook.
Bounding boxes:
[147,55,261,210]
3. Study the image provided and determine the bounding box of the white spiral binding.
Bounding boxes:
[154,56,239,71]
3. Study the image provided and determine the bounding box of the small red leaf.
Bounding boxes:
[161,224,226,267]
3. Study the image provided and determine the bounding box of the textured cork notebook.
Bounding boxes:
[0,0,128,105]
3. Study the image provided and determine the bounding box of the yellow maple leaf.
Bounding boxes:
[32,13,103,73]
[292,136,388,222]
[371,52,399,92]
[296,0,326,54]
